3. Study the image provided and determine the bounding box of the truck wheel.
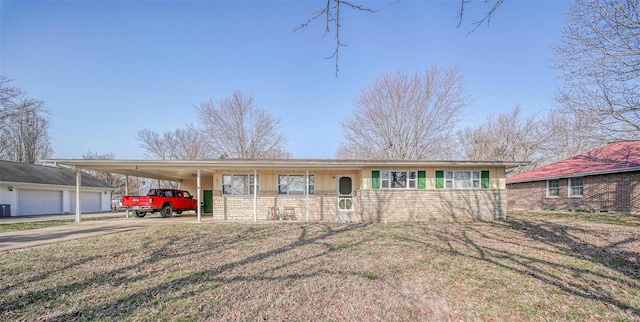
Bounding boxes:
[134,211,146,218]
[160,205,173,218]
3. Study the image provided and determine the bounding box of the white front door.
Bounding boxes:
[337,176,353,211]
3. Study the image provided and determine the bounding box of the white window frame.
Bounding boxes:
[568,177,583,197]
[444,171,481,189]
[546,180,560,198]
[222,174,259,196]
[380,170,418,189]
[278,174,315,196]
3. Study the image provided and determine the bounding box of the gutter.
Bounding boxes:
[506,166,640,184]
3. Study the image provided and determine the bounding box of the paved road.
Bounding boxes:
[0,212,206,252]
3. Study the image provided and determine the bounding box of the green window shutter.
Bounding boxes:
[417,171,426,189]
[481,171,490,189]
[435,171,444,189]
[372,171,380,189]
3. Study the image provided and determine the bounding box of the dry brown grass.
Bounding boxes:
[0,211,639,321]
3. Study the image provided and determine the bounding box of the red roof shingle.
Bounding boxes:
[507,141,640,183]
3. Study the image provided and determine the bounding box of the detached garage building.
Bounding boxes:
[0,160,115,216]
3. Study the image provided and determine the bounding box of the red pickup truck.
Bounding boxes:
[121,189,198,218]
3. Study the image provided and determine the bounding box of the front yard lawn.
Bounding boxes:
[0,211,638,321]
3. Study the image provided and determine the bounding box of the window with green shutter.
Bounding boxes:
[372,170,380,189]
[481,171,490,189]
[435,171,444,189]
[418,171,426,189]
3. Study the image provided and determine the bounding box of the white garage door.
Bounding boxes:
[18,190,63,216]
[70,192,102,213]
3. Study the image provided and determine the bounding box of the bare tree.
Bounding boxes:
[1,97,53,163]
[458,104,618,176]
[295,1,377,76]
[539,108,611,164]
[0,75,24,126]
[197,91,291,159]
[457,105,543,175]
[554,0,640,139]
[297,1,504,75]
[337,65,471,160]
[456,0,504,33]
[136,125,212,160]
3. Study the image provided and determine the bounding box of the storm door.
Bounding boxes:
[337,176,354,211]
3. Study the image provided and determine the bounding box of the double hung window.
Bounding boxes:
[222,174,259,196]
[569,177,583,197]
[278,174,315,195]
[380,170,417,189]
[547,180,559,197]
[444,171,481,189]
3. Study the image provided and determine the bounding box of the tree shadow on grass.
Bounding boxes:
[402,214,640,317]
[0,222,371,321]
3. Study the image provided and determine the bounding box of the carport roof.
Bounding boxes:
[42,158,528,182]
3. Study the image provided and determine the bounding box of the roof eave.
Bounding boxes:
[507,166,640,184]
[42,159,529,170]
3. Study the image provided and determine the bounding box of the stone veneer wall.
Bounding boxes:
[207,189,508,222]
[210,190,338,221]
[507,171,640,214]
[357,189,506,222]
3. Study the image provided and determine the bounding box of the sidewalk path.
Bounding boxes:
[0,221,152,252]
[0,213,203,252]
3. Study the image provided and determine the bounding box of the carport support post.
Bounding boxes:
[253,169,257,223]
[305,169,309,222]
[124,175,129,218]
[197,169,201,223]
[75,168,82,223]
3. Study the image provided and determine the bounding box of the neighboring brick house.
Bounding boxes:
[506,141,640,214]
[44,159,525,222]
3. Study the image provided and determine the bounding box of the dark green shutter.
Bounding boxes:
[417,171,426,189]
[481,171,490,189]
[372,171,380,189]
[435,171,444,189]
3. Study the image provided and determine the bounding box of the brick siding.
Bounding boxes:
[507,171,640,214]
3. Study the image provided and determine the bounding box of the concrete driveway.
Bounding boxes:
[0,212,205,252]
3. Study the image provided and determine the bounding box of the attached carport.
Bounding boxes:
[41,159,365,223]
[46,160,222,223]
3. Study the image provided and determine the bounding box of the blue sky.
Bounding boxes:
[1,0,571,159]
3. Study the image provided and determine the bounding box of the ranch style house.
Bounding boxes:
[44,158,526,222]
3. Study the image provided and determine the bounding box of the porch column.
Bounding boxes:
[197,169,202,223]
[305,169,309,222]
[253,169,257,223]
[75,168,82,223]
[125,175,129,218]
